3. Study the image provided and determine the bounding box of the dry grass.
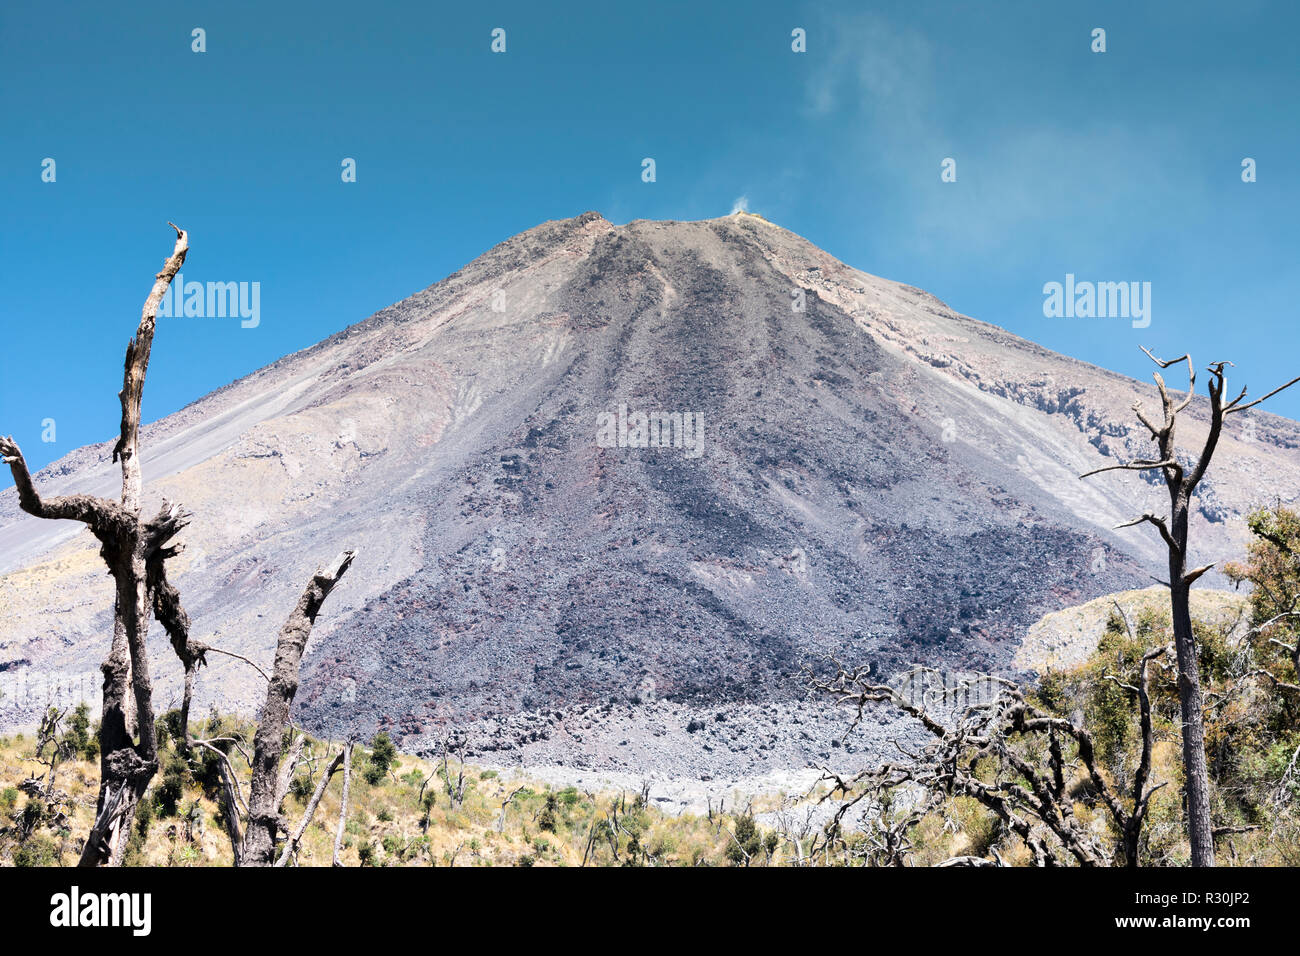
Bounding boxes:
[0,725,789,867]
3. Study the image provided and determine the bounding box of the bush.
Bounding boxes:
[538,793,558,833]
[726,815,762,865]
[160,709,188,747]
[20,799,45,835]
[136,796,155,838]
[153,751,189,817]
[193,717,239,797]
[289,773,314,802]
[66,703,94,758]
[363,732,397,785]
[14,833,61,867]
[401,768,425,788]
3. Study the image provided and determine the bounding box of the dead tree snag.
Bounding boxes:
[1082,349,1299,866]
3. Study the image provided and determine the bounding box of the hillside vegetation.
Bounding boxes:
[0,712,822,867]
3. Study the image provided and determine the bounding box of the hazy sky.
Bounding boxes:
[2,0,1298,476]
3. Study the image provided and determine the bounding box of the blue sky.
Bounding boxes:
[2,0,1298,476]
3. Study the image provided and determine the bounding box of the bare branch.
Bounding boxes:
[1115,513,1180,555]
[1245,668,1300,694]
[275,748,345,867]
[275,734,307,810]
[146,551,206,745]
[199,645,272,683]
[1079,459,1176,480]
[1131,403,1163,440]
[1224,374,1300,415]
[191,737,248,865]
[1138,349,1197,414]
[0,436,126,531]
[808,660,1177,866]
[1139,347,1191,372]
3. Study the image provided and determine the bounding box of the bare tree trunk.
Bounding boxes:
[242,551,355,866]
[1168,496,1215,866]
[86,559,161,866]
[79,225,189,866]
[333,743,353,867]
[207,744,246,867]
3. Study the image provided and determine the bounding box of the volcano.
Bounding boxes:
[3,211,1298,772]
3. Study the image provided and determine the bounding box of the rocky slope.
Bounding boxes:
[1013,585,1250,674]
[2,211,1297,775]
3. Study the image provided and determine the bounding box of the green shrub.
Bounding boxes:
[14,833,61,867]
[538,793,558,832]
[401,769,425,788]
[289,773,314,801]
[154,751,189,817]
[136,795,156,838]
[20,799,45,835]
[160,709,187,746]
[726,815,762,865]
[364,732,397,785]
[65,703,93,758]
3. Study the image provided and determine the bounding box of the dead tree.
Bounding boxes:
[438,734,467,808]
[243,551,354,865]
[276,749,345,867]
[497,785,526,834]
[332,743,354,866]
[1,226,354,865]
[1081,348,1300,866]
[808,662,1166,866]
[185,551,353,866]
[32,706,69,798]
[769,799,820,866]
[2,225,190,864]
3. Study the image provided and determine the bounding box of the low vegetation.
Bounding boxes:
[0,714,806,867]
